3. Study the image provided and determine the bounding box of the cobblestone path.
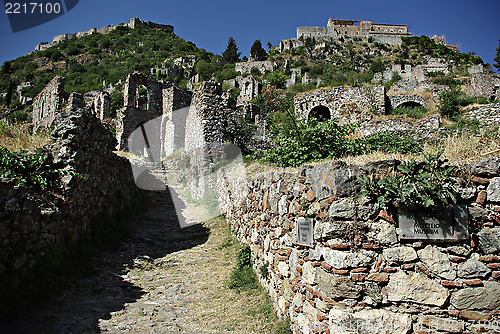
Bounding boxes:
[1,190,276,333]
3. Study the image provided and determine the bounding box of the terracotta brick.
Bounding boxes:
[309,300,316,307]
[351,267,369,273]
[332,269,349,275]
[321,261,332,271]
[449,255,467,263]
[311,261,321,267]
[317,314,328,321]
[284,301,290,308]
[298,259,304,265]
[470,175,489,184]
[476,190,487,205]
[441,280,463,288]
[293,307,303,313]
[366,273,389,283]
[316,212,327,219]
[402,264,415,270]
[382,268,397,273]
[381,287,387,296]
[325,196,337,204]
[379,210,396,224]
[464,279,483,286]
[417,263,431,276]
[329,244,349,250]
[492,271,500,279]
[479,255,500,262]
[447,310,460,317]
[493,206,500,213]
[362,244,381,250]
[296,266,302,274]
[487,263,500,270]
[374,256,383,272]
[307,190,316,202]
[351,273,366,282]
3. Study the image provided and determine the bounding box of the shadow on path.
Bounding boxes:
[0,189,209,333]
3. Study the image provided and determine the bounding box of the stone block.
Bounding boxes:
[417,245,456,280]
[386,271,449,306]
[487,177,500,203]
[450,281,500,310]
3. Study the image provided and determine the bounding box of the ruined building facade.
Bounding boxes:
[32,76,110,131]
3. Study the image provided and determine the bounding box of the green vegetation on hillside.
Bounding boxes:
[0,25,220,103]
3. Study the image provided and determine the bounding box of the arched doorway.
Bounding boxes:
[397,101,424,109]
[308,105,331,121]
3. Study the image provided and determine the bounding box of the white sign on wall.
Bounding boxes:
[296,217,314,247]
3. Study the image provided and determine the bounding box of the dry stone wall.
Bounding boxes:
[0,108,138,300]
[217,158,500,334]
[294,86,386,121]
[462,103,500,127]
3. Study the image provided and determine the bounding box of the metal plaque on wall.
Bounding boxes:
[296,217,314,247]
[398,205,468,241]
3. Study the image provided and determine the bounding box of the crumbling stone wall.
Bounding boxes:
[0,108,138,300]
[224,75,262,106]
[464,70,500,102]
[388,94,428,109]
[116,73,182,150]
[32,76,68,131]
[463,103,500,127]
[90,91,111,120]
[235,61,276,75]
[294,86,386,122]
[217,157,500,333]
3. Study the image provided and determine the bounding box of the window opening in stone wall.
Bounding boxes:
[137,85,149,110]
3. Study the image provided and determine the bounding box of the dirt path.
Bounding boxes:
[1,190,281,333]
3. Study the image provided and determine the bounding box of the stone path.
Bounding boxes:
[1,190,277,333]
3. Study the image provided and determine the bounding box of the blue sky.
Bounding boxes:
[0,0,499,71]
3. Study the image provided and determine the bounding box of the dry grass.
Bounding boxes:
[163,216,286,333]
[0,122,51,151]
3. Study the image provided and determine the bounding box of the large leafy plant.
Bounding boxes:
[0,147,57,189]
[358,150,457,208]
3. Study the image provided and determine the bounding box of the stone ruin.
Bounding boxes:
[294,85,386,122]
[115,72,192,151]
[32,76,111,131]
[224,75,262,106]
[35,17,174,52]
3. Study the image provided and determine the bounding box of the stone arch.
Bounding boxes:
[308,105,331,121]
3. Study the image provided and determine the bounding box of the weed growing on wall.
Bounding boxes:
[358,149,458,208]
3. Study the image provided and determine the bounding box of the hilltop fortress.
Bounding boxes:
[281,17,411,51]
[34,18,173,52]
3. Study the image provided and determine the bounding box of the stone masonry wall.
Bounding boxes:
[217,157,500,333]
[462,103,500,127]
[0,108,138,299]
[32,76,68,131]
[294,86,386,121]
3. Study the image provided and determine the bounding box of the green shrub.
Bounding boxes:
[358,150,457,208]
[6,110,30,124]
[0,148,56,189]
[438,87,461,120]
[228,245,257,290]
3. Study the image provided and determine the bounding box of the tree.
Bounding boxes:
[222,37,241,64]
[438,87,460,121]
[250,40,267,61]
[494,39,500,71]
